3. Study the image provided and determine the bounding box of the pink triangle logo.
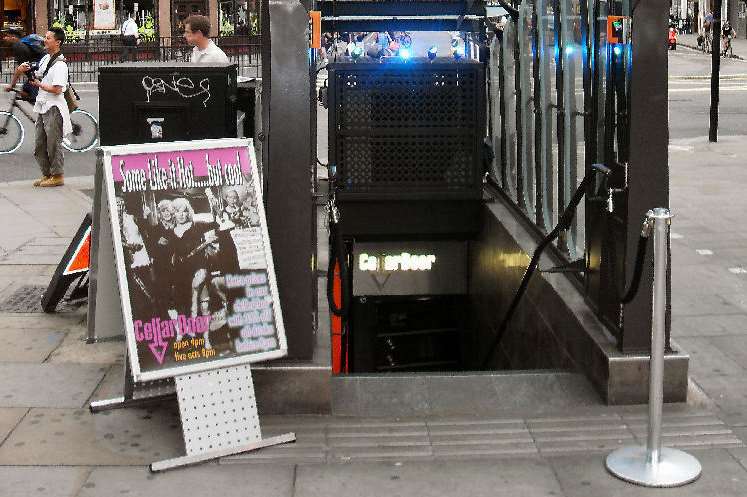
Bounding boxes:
[148,342,168,364]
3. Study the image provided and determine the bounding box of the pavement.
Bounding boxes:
[2,48,747,497]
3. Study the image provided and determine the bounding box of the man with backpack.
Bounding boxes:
[14,28,72,187]
[2,29,46,101]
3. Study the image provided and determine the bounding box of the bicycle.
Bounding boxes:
[0,89,99,154]
[702,32,713,54]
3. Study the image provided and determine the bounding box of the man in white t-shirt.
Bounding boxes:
[120,15,139,62]
[183,15,229,64]
[16,28,71,187]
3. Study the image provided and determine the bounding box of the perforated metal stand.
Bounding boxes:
[150,364,295,472]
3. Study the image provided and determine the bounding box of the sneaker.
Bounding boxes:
[39,175,64,187]
[33,176,50,187]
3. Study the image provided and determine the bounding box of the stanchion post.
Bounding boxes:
[605,208,702,488]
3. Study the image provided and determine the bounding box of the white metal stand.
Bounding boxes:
[150,364,295,472]
[606,208,701,487]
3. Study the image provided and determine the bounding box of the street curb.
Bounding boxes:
[672,73,747,80]
[678,41,744,61]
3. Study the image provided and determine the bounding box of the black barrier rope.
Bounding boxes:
[620,233,649,304]
[480,163,611,369]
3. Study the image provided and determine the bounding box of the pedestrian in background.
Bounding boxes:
[183,15,229,63]
[3,29,46,101]
[15,28,71,187]
[120,14,139,62]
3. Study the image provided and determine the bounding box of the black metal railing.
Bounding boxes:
[485,0,635,347]
[0,35,261,83]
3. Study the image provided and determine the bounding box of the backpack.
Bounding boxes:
[20,34,46,62]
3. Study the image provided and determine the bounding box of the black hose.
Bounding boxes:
[480,165,607,369]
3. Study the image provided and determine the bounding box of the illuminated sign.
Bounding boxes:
[353,242,466,296]
[358,252,437,272]
[607,16,631,44]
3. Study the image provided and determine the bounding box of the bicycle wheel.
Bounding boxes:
[62,109,99,152]
[0,111,24,154]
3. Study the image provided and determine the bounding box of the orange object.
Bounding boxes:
[310,11,322,49]
[668,29,677,43]
[63,227,91,275]
[607,16,627,44]
[331,260,345,373]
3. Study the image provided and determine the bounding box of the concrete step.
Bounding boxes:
[330,370,602,417]
[253,367,603,417]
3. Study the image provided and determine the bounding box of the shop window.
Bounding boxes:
[1,0,32,33]
[49,0,157,40]
[218,0,258,37]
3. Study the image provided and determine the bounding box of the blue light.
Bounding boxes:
[565,45,574,55]
[612,44,623,56]
[351,46,364,60]
[399,48,411,60]
[427,45,438,61]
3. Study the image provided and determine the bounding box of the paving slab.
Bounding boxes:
[0,407,28,443]
[430,442,538,458]
[549,448,747,497]
[88,363,134,402]
[0,466,91,497]
[728,446,747,471]
[0,328,66,362]
[0,312,86,330]
[46,327,124,365]
[328,444,433,462]
[0,363,107,408]
[76,464,294,497]
[672,314,747,337]
[295,459,563,497]
[0,407,184,466]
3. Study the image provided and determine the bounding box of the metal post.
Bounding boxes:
[606,208,702,488]
[710,0,722,142]
[647,207,667,464]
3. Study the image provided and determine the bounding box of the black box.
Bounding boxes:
[328,58,486,202]
[98,62,238,146]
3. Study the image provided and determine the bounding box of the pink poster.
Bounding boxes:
[104,140,286,381]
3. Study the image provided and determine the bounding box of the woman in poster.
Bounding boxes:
[149,199,177,319]
[170,197,204,325]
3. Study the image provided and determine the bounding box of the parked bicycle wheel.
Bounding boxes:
[0,111,25,154]
[62,109,99,152]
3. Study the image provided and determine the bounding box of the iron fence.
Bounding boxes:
[0,36,261,83]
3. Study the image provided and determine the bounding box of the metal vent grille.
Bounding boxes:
[330,61,485,199]
[341,135,474,192]
[339,71,478,129]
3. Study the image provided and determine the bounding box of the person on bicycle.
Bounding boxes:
[2,29,46,101]
[15,28,71,187]
[722,20,736,57]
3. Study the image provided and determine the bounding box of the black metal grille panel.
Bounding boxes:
[330,61,485,199]
[341,135,474,192]
[339,71,478,130]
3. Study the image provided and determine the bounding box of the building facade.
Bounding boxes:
[1,0,258,40]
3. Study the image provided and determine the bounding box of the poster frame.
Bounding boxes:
[100,137,287,383]
[93,0,117,30]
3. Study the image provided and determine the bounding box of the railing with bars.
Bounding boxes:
[0,35,262,83]
[485,0,634,346]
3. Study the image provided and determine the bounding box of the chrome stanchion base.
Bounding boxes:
[606,446,702,488]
